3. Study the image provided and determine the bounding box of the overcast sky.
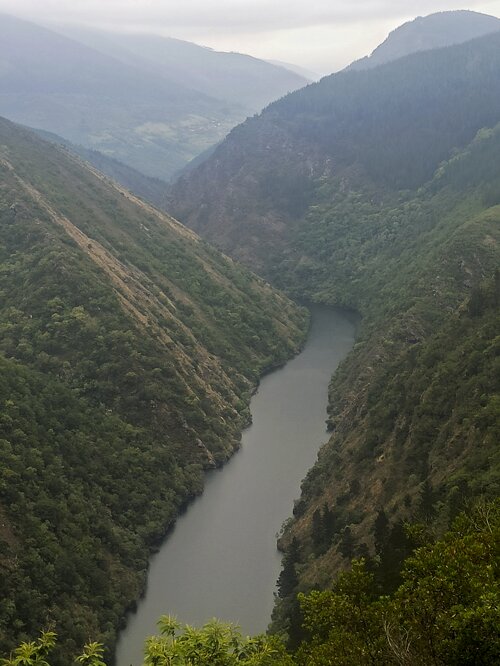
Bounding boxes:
[1,0,500,74]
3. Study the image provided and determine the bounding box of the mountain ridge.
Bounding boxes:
[59,26,309,111]
[0,13,307,180]
[348,9,500,70]
[170,30,500,270]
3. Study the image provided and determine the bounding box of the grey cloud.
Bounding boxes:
[1,0,499,72]
[0,0,497,33]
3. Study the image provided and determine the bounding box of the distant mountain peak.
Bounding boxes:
[349,9,500,71]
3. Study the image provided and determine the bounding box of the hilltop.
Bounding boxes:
[349,9,500,70]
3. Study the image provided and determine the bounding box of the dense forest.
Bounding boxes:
[0,117,307,663]
[170,27,500,650]
[170,30,500,266]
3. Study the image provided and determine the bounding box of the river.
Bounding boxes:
[115,305,357,666]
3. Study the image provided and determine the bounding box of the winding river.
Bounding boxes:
[115,305,357,666]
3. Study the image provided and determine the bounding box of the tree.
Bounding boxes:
[296,560,388,665]
[1,622,292,666]
[390,500,500,665]
[312,504,336,556]
[0,632,106,666]
[277,538,300,599]
[144,616,292,666]
[339,527,355,559]
[374,509,389,555]
[294,502,500,665]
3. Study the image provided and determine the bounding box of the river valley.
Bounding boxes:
[115,305,357,666]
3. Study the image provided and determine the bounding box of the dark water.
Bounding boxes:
[115,306,356,666]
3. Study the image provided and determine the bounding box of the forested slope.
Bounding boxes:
[170,31,500,269]
[33,128,169,209]
[0,117,307,663]
[271,129,500,638]
[169,32,500,643]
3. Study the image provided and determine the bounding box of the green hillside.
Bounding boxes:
[32,128,169,209]
[170,31,500,266]
[0,117,307,663]
[169,30,500,647]
[270,128,500,640]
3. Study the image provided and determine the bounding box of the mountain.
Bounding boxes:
[0,14,307,181]
[267,60,320,81]
[60,27,310,112]
[169,29,500,643]
[0,13,243,180]
[0,116,307,663]
[349,10,500,70]
[269,124,500,641]
[170,31,500,268]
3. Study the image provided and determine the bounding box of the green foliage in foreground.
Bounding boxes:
[295,500,500,665]
[1,621,292,666]
[143,617,291,666]
[4,502,498,665]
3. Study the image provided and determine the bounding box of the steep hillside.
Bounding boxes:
[270,127,500,639]
[168,31,500,642]
[0,117,307,663]
[33,128,168,209]
[349,10,500,70]
[60,27,309,112]
[170,31,500,270]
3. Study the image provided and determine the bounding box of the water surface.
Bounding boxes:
[116,305,356,665]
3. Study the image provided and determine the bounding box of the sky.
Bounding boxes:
[1,0,500,74]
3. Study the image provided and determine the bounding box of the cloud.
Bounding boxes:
[0,0,499,71]
[1,0,498,32]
